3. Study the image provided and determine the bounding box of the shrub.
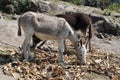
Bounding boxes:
[106,3,120,13]
[13,0,32,14]
[0,0,32,14]
[62,0,84,5]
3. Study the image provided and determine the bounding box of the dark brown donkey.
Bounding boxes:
[32,12,93,51]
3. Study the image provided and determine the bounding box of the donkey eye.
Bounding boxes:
[77,35,80,38]
[77,43,80,47]
[76,43,80,47]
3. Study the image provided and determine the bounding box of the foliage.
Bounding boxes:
[84,0,120,13]
[12,0,32,14]
[103,9,111,16]
[62,0,84,5]
[0,0,32,14]
[106,3,120,13]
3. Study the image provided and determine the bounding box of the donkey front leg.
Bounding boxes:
[58,39,65,65]
[63,40,67,52]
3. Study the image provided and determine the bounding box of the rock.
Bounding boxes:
[112,12,120,18]
[96,33,105,39]
[88,12,120,36]
[116,29,120,36]
[103,17,120,35]
[96,33,111,39]
[102,33,110,38]
[89,13,104,23]
[0,13,3,19]
[93,20,105,33]
[49,1,66,13]
[11,14,19,20]
[5,5,15,14]
[30,0,51,13]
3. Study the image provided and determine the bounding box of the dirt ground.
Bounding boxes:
[0,19,120,80]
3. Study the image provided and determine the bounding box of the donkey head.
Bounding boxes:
[75,34,88,64]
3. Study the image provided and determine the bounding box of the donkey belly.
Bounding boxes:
[34,32,58,40]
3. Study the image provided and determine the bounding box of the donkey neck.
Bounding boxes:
[69,32,79,46]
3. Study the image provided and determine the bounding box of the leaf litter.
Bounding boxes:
[0,45,120,80]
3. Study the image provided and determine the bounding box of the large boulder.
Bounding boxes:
[4,4,15,14]
[29,0,78,14]
[86,12,120,36]
[103,17,120,35]
[29,0,51,13]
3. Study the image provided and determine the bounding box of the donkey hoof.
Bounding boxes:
[60,63,70,69]
[29,57,34,61]
[60,63,66,68]
[81,61,87,65]
[30,53,34,58]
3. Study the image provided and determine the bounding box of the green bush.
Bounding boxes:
[62,0,84,5]
[0,0,32,14]
[103,9,111,16]
[106,3,120,13]
[13,0,32,14]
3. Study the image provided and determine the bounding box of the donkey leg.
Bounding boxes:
[63,40,67,52]
[58,39,65,64]
[27,42,34,60]
[27,34,34,60]
[23,27,34,61]
[22,37,30,61]
[31,35,41,50]
[22,39,27,60]
[89,39,91,52]
[85,37,90,52]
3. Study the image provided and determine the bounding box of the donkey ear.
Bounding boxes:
[75,41,81,47]
[79,39,83,46]
[77,35,81,39]
[75,42,80,47]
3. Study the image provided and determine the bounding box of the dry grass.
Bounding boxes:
[0,45,120,80]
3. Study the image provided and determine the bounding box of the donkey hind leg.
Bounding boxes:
[85,37,89,51]
[89,38,91,52]
[27,42,34,61]
[22,37,31,61]
[22,27,34,61]
[22,38,28,60]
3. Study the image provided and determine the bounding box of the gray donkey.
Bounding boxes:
[18,12,87,67]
